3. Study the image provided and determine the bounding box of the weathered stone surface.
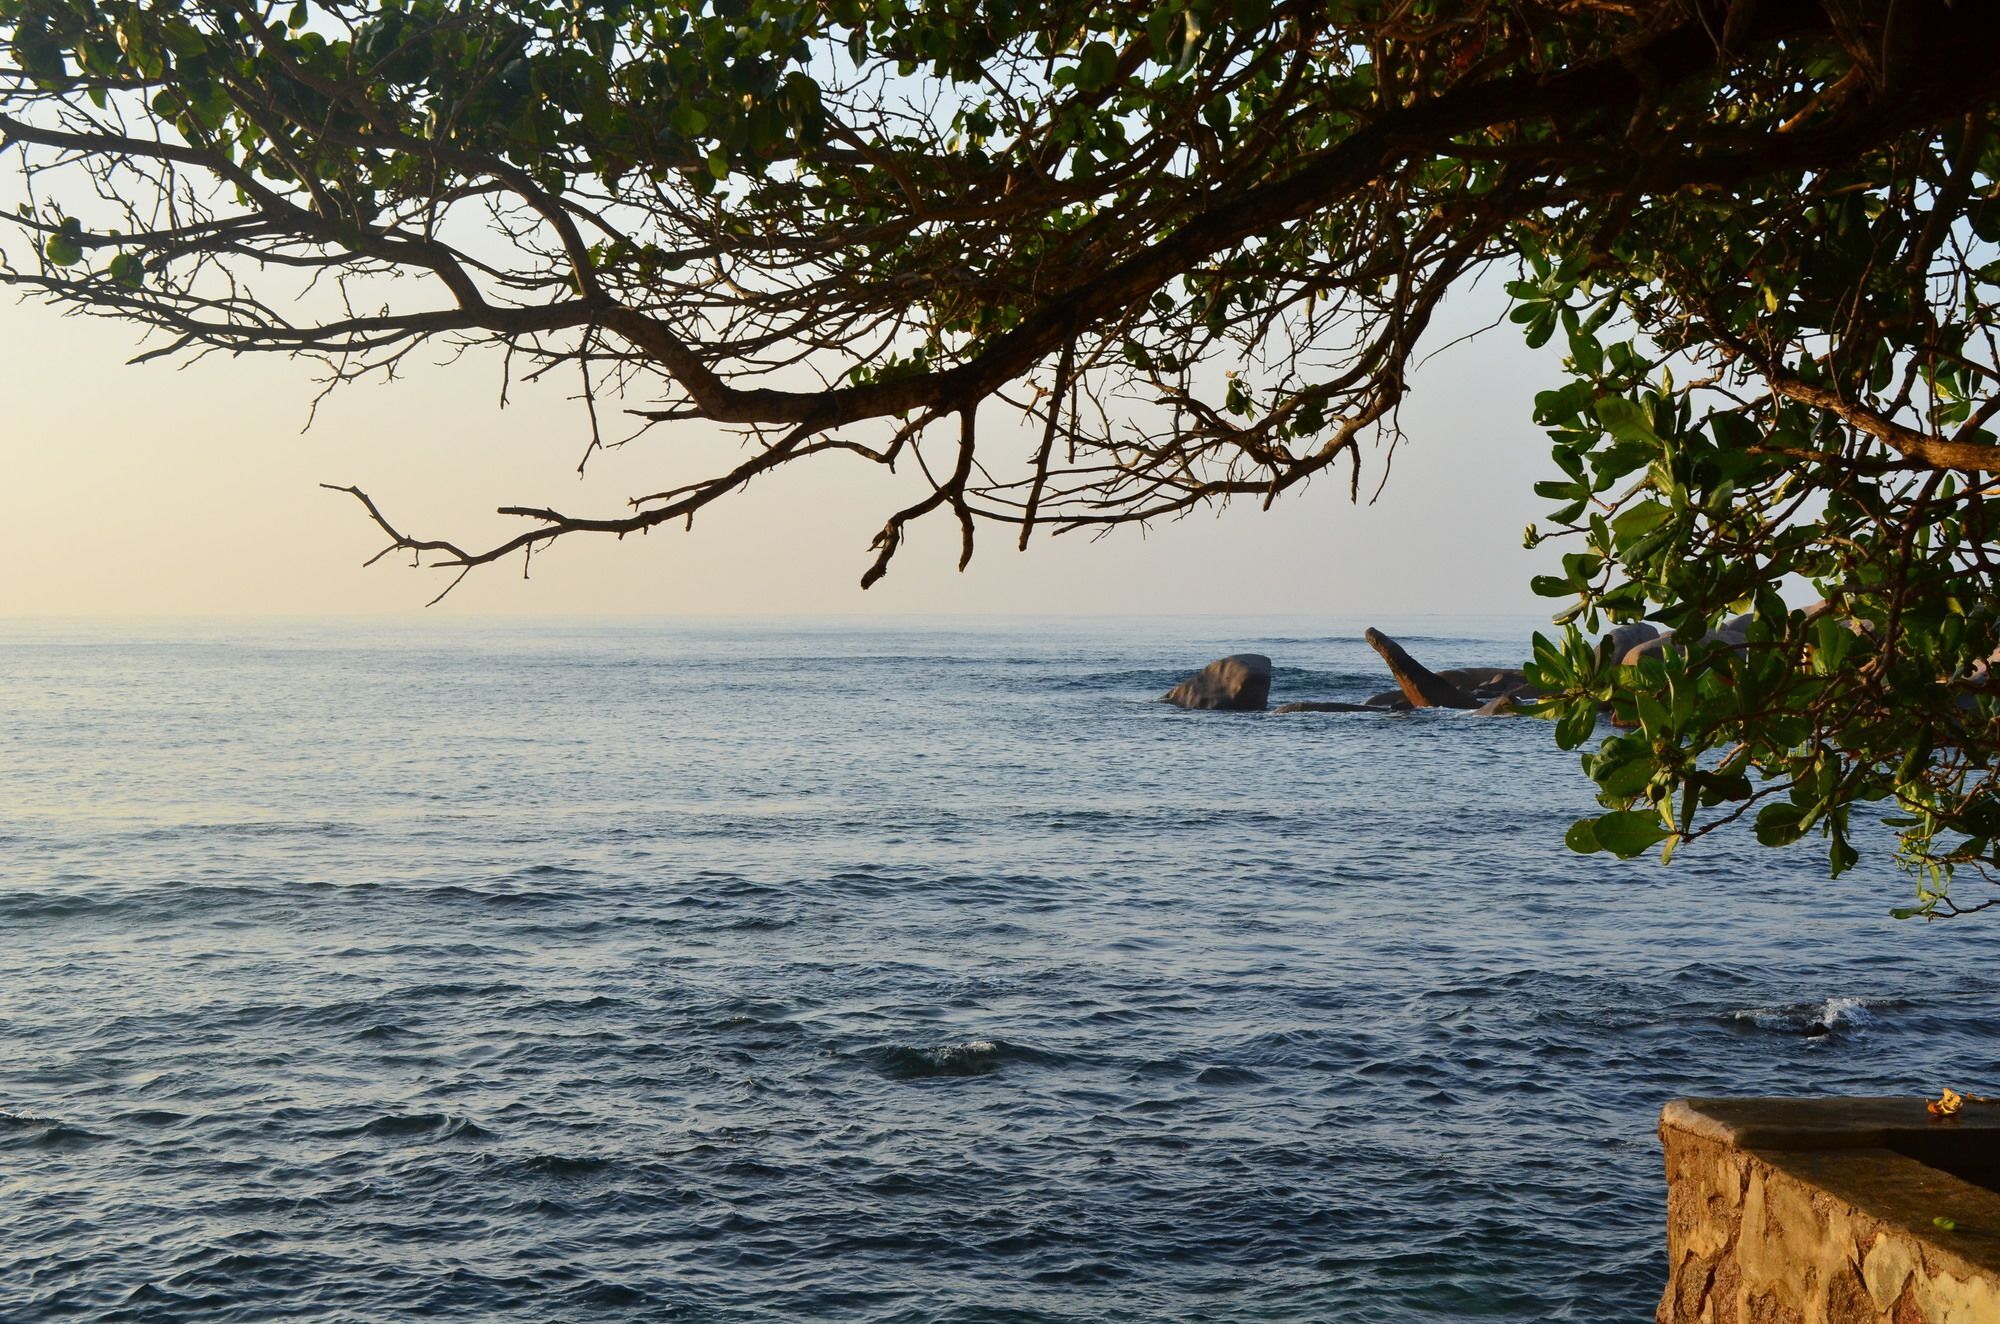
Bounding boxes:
[1364,628,1479,709]
[1623,634,1674,666]
[1271,700,1387,714]
[1865,1235,1921,1311]
[1438,666,1526,693]
[1623,626,1751,667]
[1599,622,1662,665]
[1160,654,1272,711]
[1657,1098,2000,1324]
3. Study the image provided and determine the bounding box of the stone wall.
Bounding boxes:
[1659,1098,2000,1324]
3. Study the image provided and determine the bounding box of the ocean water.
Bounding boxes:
[4,616,1997,1323]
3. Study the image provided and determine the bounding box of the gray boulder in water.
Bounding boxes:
[1621,624,1750,666]
[1440,666,1530,697]
[1162,654,1273,711]
[1597,623,1660,665]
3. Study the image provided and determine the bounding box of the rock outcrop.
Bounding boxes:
[1363,629,1481,709]
[1224,607,1909,723]
[1161,654,1272,711]
[1439,667,1529,694]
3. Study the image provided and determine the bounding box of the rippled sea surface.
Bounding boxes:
[5,616,1998,1322]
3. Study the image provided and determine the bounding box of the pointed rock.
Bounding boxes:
[1363,629,1478,709]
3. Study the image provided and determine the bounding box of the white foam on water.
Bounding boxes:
[1731,995,1883,1031]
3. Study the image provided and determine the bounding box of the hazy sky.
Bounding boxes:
[3,285,1568,617]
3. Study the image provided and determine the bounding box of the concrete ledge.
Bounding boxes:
[1658,1097,2000,1323]
[1664,1095,2000,1152]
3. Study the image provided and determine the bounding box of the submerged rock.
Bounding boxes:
[1161,654,1272,711]
[1473,687,1538,717]
[1272,700,1388,714]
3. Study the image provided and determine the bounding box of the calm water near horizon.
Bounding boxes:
[5,616,1997,1322]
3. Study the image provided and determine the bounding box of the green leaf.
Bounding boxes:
[674,104,710,137]
[1594,396,1658,445]
[1560,551,1602,586]
[1564,818,1601,854]
[1754,801,1810,847]
[1554,698,1598,749]
[1611,501,1670,544]
[43,231,82,266]
[1232,0,1274,32]
[162,19,207,60]
[1708,412,1760,451]
[1075,40,1118,91]
[1595,751,1656,799]
[1588,810,1671,858]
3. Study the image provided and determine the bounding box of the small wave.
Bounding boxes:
[326,1112,494,1141]
[1029,1260,1132,1285]
[1014,806,1294,834]
[722,914,795,932]
[557,1281,653,1308]
[0,1113,108,1150]
[422,884,572,909]
[0,891,117,922]
[1728,995,1894,1036]
[135,819,354,841]
[352,1023,418,1042]
[514,863,587,878]
[0,1109,59,1130]
[1047,668,1184,692]
[512,1154,614,1178]
[864,1038,1057,1080]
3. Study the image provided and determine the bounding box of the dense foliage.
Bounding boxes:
[3,0,1998,907]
